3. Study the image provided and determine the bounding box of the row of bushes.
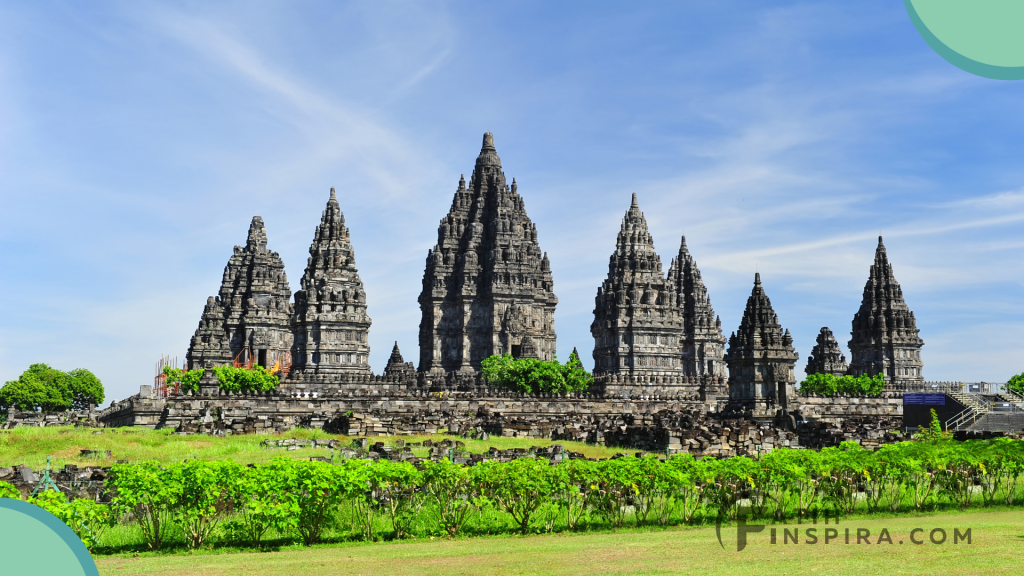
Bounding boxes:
[799,373,886,396]
[161,365,279,393]
[480,350,593,394]
[3,437,1022,551]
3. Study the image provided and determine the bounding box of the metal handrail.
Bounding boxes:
[945,406,983,431]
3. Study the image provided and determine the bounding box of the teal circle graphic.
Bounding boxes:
[0,498,98,576]
[905,0,1024,80]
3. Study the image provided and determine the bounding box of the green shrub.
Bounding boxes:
[799,373,885,396]
[480,350,593,394]
[161,366,204,393]
[0,481,20,499]
[108,461,179,550]
[27,490,110,550]
[162,365,279,393]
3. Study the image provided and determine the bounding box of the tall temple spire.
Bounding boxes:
[666,235,726,380]
[725,273,799,414]
[292,188,372,375]
[187,216,293,371]
[418,132,557,374]
[848,237,923,387]
[591,194,683,377]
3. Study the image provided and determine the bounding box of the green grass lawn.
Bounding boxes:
[0,426,626,469]
[94,509,1023,576]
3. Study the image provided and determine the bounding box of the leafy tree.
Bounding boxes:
[563,349,594,392]
[0,364,104,413]
[474,458,553,534]
[226,458,300,548]
[422,458,478,537]
[290,460,354,545]
[480,354,591,394]
[170,460,243,549]
[108,461,180,550]
[65,368,105,410]
[0,375,62,413]
[372,461,423,540]
[1007,372,1024,395]
[549,459,590,530]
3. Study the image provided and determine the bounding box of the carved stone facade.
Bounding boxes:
[725,273,799,414]
[187,217,294,370]
[291,189,372,375]
[848,237,924,386]
[805,327,848,376]
[666,236,726,379]
[592,195,684,377]
[418,132,557,374]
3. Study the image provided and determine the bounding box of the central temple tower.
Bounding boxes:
[418,132,558,374]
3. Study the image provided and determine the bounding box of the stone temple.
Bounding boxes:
[186,216,294,370]
[847,237,924,387]
[160,133,935,439]
[291,189,372,375]
[417,132,557,374]
[805,327,848,376]
[725,273,799,415]
[666,236,727,380]
[591,194,683,376]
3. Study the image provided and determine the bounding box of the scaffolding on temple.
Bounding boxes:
[154,354,180,398]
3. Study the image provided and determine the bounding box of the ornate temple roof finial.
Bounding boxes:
[330,187,337,200]
[482,131,495,151]
[754,271,761,286]
[246,216,268,252]
[631,192,638,208]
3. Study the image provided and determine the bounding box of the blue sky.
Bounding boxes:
[1,1,1022,403]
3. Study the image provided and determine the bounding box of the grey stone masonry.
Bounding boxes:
[418,132,557,374]
[292,189,372,375]
[848,237,924,387]
[187,216,294,370]
[592,194,684,377]
[383,342,415,378]
[666,236,727,380]
[805,327,849,376]
[725,273,799,414]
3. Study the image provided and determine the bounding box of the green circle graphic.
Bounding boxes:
[0,498,98,576]
[906,0,1024,80]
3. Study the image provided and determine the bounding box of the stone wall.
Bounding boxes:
[2,408,102,429]
[794,393,903,421]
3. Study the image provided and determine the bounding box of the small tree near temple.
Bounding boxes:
[0,364,105,415]
[480,351,593,394]
[1007,372,1024,395]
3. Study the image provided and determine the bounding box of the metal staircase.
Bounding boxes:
[944,387,989,431]
[1000,388,1024,411]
